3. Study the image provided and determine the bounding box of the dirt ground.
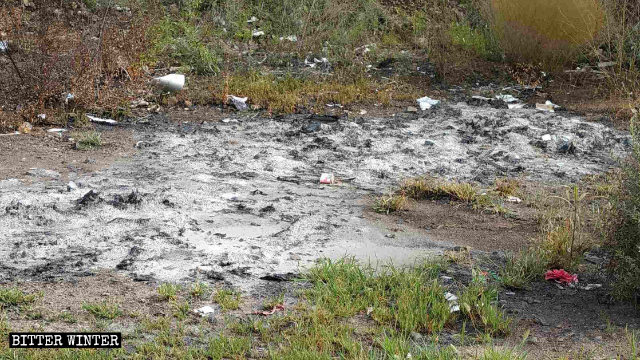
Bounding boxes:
[0,127,135,181]
[0,98,638,357]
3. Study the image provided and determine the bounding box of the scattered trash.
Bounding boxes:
[135,141,149,148]
[366,306,374,316]
[580,284,602,291]
[252,29,265,38]
[0,131,20,136]
[508,103,525,110]
[227,95,248,111]
[417,96,440,110]
[37,113,46,120]
[152,73,185,92]
[0,40,8,53]
[47,128,66,133]
[505,291,516,296]
[406,106,418,113]
[67,181,78,192]
[247,16,258,23]
[279,35,297,42]
[320,173,335,184]
[444,292,460,312]
[558,136,576,154]
[541,134,552,141]
[495,94,519,103]
[326,103,343,108]
[86,115,118,125]
[194,305,216,317]
[536,100,560,112]
[304,57,329,68]
[359,109,367,115]
[253,304,285,316]
[545,269,578,284]
[221,118,239,123]
[18,122,32,134]
[65,93,75,104]
[506,196,522,203]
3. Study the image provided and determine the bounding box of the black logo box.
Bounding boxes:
[9,332,122,348]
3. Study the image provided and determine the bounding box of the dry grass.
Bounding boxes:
[0,1,150,131]
[401,177,478,203]
[373,193,408,214]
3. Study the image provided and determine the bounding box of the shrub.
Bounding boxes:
[486,0,605,67]
[610,111,640,301]
[146,17,220,74]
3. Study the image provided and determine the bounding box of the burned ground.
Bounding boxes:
[0,102,631,286]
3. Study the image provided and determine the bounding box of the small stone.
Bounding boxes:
[67,181,78,191]
[406,106,418,113]
[384,233,396,239]
[410,332,423,342]
[184,100,193,107]
[528,336,539,344]
[505,291,515,296]
[424,140,435,146]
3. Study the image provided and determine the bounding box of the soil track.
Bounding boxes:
[0,103,631,288]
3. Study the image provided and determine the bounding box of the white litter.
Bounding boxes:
[67,181,78,191]
[37,113,46,120]
[47,128,66,133]
[0,131,20,136]
[359,110,367,115]
[541,134,552,141]
[444,292,460,312]
[252,30,264,37]
[536,100,560,112]
[86,115,118,125]
[228,95,248,111]
[305,57,329,68]
[580,284,602,291]
[247,16,258,23]
[194,305,216,317]
[279,35,297,42]
[221,118,238,123]
[152,74,185,92]
[0,40,7,53]
[495,94,519,103]
[319,173,335,184]
[65,93,75,104]
[417,96,440,110]
[508,103,525,110]
[506,196,522,203]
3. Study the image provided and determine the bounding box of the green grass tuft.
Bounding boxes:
[82,301,122,320]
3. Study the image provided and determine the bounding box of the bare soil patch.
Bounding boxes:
[0,126,135,181]
[366,199,539,252]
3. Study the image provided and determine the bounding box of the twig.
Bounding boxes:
[93,1,112,101]
[4,47,24,82]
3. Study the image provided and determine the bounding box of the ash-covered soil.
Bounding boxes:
[0,103,631,288]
